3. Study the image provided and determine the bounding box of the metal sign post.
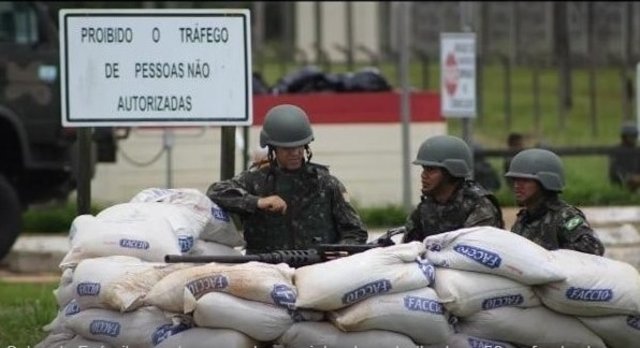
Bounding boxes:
[59,9,252,214]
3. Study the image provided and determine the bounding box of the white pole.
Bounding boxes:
[398,2,412,212]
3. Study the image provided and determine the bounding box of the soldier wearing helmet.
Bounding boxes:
[609,122,640,191]
[402,135,504,243]
[506,148,604,255]
[207,104,367,254]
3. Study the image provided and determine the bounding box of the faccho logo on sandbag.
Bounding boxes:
[481,294,524,310]
[212,206,230,222]
[453,244,502,268]
[415,259,436,284]
[178,235,194,252]
[89,320,121,337]
[467,337,507,348]
[627,315,640,330]
[342,279,392,305]
[271,284,297,310]
[119,238,150,250]
[76,282,101,296]
[64,300,81,316]
[152,322,191,345]
[403,295,444,314]
[565,287,613,302]
[186,274,229,298]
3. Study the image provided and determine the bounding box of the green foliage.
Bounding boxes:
[357,204,408,229]
[22,203,102,234]
[0,281,57,345]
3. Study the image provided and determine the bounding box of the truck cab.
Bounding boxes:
[0,1,118,259]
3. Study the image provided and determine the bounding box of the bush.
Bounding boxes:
[22,203,102,234]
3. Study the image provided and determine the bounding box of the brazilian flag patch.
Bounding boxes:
[564,216,584,231]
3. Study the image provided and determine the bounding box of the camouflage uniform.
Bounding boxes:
[207,162,368,254]
[511,196,605,256]
[402,181,504,242]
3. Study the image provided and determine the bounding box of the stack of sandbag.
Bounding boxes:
[425,226,640,348]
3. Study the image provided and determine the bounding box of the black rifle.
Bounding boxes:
[164,226,406,268]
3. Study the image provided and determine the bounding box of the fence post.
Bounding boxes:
[501,54,512,131]
[589,58,598,136]
[532,58,541,136]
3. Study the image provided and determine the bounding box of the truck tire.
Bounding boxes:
[0,174,21,261]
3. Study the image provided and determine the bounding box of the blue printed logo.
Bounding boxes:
[271,284,297,310]
[119,238,150,250]
[152,322,191,345]
[64,300,81,316]
[415,259,435,284]
[565,287,613,302]
[627,315,640,330]
[403,295,444,315]
[76,282,101,296]
[178,235,194,252]
[481,294,524,310]
[453,244,502,269]
[467,337,507,348]
[212,206,230,222]
[89,320,121,337]
[342,279,392,305]
[186,275,229,297]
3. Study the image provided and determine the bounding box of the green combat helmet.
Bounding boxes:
[413,135,472,178]
[260,104,314,148]
[505,148,564,192]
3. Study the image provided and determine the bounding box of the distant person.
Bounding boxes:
[503,132,525,174]
[402,135,504,243]
[609,122,640,191]
[473,143,501,192]
[505,148,605,255]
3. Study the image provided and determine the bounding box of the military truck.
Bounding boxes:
[0,1,120,259]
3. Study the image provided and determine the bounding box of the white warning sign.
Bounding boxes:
[440,32,476,118]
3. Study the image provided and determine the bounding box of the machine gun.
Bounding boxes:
[164,226,406,268]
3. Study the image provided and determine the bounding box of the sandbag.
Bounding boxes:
[295,242,434,311]
[186,239,242,257]
[145,261,296,313]
[424,333,516,348]
[457,306,606,348]
[329,287,453,345]
[155,327,258,348]
[578,314,640,348]
[64,306,191,348]
[433,267,539,317]
[277,322,417,348]
[60,214,180,268]
[535,249,640,316]
[424,226,566,285]
[194,291,293,341]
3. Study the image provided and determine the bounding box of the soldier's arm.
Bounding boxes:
[206,171,260,215]
[328,177,368,244]
[559,214,605,256]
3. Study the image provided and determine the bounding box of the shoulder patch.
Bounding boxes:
[564,216,584,231]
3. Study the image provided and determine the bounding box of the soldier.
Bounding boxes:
[609,122,640,191]
[402,135,504,243]
[207,104,368,254]
[505,148,605,255]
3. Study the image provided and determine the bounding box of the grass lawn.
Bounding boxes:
[0,281,58,345]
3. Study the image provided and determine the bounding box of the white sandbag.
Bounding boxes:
[64,306,191,348]
[535,249,640,316]
[53,268,75,307]
[329,287,454,345]
[43,299,82,334]
[294,242,434,311]
[60,214,180,268]
[578,315,640,348]
[194,291,293,341]
[54,256,153,310]
[145,261,296,313]
[62,336,114,348]
[155,327,258,348]
[424,334,516,348]
[457,306,606,348]
[97,202,207,253]
[102,262,194,312]
[277,321,417,348]
[34,332,75,348]
[130,187,245,247]
[424,226,566,285]
[433,267,540,317]
[186,239,242,257]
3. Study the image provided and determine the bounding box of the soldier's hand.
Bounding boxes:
[258,195,287,214]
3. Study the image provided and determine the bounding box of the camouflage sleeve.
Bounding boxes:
[401,207,423,243]
[328,176,368,244]
[464,196,503,228]
[206,171,260,215]
[559,213,605,256]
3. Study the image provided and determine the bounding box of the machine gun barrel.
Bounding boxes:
[165,249,324,267]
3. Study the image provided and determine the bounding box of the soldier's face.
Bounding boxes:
[420,166,446,194]
[512,178,542,206]
[275,146,304,170]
